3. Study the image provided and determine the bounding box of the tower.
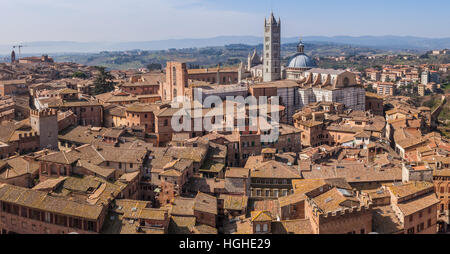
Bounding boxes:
[163,62,188,102]
[11,50,16,63]
[30,109,59,150]
[263,12,281,82]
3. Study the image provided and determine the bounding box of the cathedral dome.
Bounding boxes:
[287,53,316,69]
[287,39,316,69]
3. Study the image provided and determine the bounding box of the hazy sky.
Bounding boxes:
[1,0,449,44]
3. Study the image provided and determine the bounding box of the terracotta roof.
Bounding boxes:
[192,224,218,234]
[312,187,360,213]
[251,211,272,222]
[250,160,301,179]
[271,219,313,234]
[278,192,306,207]
[301,162,402,184]
[396,193,440,216]
[169,216,196,234]
[388,181,434,199]
[194,192,217,215]
[0,156,40,180]
[0,183,104,220]
[218,194,247,211]
[225,168,250,179]
[170,197,195,216]
[126,103,159,113]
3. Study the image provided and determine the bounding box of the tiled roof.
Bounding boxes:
[251,211,272,222]
[396,193,440,216]
[250,160,301,179]
[225,168,250,178]
[0,183,104,220]
[271,219,313,234]
[312,188,360,213]
[219,194,248,211]
[194,192,217,215]
[388,181,434,199]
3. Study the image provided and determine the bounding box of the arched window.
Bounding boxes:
[172,66,177,86]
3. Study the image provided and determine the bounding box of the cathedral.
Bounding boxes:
[240,12,366,113]
[242,13,316,83]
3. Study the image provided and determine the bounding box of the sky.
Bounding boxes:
[1,0,450,45]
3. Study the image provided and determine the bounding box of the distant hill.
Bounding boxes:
[44,42,387,70]
[0,35,449,55]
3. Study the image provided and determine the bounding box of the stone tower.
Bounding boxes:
[11,50,16,63]
[263,12,281,82]
[163,62,188,102]
[30,109,59,150]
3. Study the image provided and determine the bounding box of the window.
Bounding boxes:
[419,212,423,218]
[263,224,268,232]
[164,119,168,126]
[256,224,261,232]
[409,215,413,222]
[21,207,27,218]
[407,227,414,234]
[44,212,51,223]
[360,229,365,234]
[172,66,177,86]
[427,219,432,228]
[416,223,425,233]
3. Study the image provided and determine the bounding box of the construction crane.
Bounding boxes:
[12,44,27,59]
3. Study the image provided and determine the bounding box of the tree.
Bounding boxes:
[93,66,115,95]
[72,71,88,79]
[146,63,162,71]
[366,84,376,93]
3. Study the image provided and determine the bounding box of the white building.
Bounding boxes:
[297,68,366,111]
